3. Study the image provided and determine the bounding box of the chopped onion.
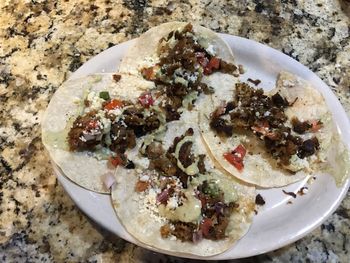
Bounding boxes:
[101,172,116,190]
[157,189,170,204]
[192,230,203,243]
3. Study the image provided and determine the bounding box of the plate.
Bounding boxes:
[53,34,350,259]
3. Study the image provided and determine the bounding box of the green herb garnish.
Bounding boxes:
[99,91,110,100]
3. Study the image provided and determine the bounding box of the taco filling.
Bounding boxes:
[125,23,239,121]
[111,124,255,256]
[67,24,239,168]
[209,82,321,171]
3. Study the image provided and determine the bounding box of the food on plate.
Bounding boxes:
[42,22,242,194]
[111,122,255,256]
[199,71,347,187]
[119,22,239,122]
[42,73,158,193]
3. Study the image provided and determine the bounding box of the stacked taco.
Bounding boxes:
[42,22,349,256]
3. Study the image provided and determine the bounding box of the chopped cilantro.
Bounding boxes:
[99,91,110,100]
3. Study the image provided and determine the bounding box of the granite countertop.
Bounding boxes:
[1,0,349,262]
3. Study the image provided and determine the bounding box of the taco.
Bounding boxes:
[111,122,255,256]
[199,71,344,187]
[118,22,239,123]
[42,73,159,193]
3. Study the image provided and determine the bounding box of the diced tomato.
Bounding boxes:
[109,155,123,167]
[223,152,244,171]
[135,180,149,192]
[208,57,220,69]
[138,92,154,108]
[203,57,221,75]
[233,144,246,159]
[310,120,322,132]
[104,99,123,111]
[200,218,213,237]
[223,144,246,171]
[87,119,99,130]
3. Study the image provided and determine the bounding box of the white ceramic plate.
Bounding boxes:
[53,34,350,259]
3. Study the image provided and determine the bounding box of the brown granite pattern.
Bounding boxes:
[0,0,349,262]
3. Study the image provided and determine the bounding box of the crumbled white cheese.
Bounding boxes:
[167,196,179,210]
[138,188,166,223]
[87,91,104,110]
[108,108,122,116]
[140,175,150,182]
[289,154,310,171]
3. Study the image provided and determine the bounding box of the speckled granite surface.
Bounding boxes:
[0,0,349,262]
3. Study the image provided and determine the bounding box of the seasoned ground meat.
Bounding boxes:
[255,194,265,206]
[68,111,103,151]
[209,117,233,137]
[204,217,229,240]
[122,106,161,138]
[163,104,181,121]
[178,141,195,168]
[220,60,237,74]
[149,157,177,176]
[197,154,206,174]
[145,141,164,159]
[292,117,311,134]
[210,82,320,166]
[297,137,319,159]
[196,181,236,241]
[271,92,289,107]
[171,222,196,242]
[144,23,239,124]
[109,122,136,153]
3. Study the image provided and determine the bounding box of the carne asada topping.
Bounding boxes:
[142,129,206,188]
[68,111,104,151]
[155,178,238,242]
[68,89,166,169]
[209,82,321,169]
[136,134,241,243]
[223,144,246,171]
[291,118,323,134]
[141,23,239,123]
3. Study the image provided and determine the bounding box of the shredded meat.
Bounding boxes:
[204,217,229,240]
